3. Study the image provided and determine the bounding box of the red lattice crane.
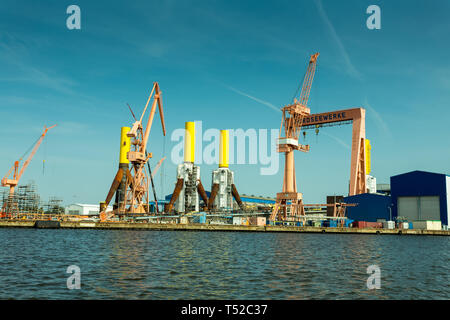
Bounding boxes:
[270,53,319,222]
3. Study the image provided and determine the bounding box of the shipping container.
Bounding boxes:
[180,216,189,224]
[366,222,383,228]
[249,216,266,226]
[412,220,442,230]
[232,217,241,225]
[353,221,367,228]
[383,221,395,229]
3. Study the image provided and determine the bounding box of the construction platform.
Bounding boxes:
[0,220,449,236]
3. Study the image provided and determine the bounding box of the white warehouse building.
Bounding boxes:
[65,203,113,216]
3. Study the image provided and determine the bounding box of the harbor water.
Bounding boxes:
[0,229,448,299]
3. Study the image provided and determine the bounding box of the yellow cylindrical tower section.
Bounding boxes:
[119,127,131,164]
[365,138,371,175]
[184,122,195,163]
[219,130,229,168]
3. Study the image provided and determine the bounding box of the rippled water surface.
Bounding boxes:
[0,229,448,299]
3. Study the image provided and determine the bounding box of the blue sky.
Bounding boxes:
[0,0,449,206]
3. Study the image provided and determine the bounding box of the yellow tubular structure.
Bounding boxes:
[119,127,131,164]
[219,130,229,168]
[365,138,371,175]
[184,122,195,163]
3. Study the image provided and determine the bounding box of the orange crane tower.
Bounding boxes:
[1,125,56,196]
[101,82,166,220]
[271,53,319,222]
[1,125,56,215]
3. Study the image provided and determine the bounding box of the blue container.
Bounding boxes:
[199,213,206,224]
[409,222,413,229]
[344,219,354,228]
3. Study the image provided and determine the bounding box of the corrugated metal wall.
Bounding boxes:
[390,171,448,225]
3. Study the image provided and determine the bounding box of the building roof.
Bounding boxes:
[391,170,448,179]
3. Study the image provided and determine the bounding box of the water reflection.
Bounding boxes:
[0,229,448,299]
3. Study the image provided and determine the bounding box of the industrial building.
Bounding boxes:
[240,194,276,205]
[342,193,392,222]
[340,170,449,229]
[65,203,113,216]
[390,170,449,227]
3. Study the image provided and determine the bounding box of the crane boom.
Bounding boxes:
[1,125,56,195]
[298,53,319,107]
[17,125,56,181]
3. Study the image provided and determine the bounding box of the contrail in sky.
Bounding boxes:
[321,131,351,150]
[364,98,392,138]
[315,0,361,79]
[225,85,281,113]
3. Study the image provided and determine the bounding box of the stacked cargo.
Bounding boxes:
[232,216,250,225]
[322,220,337,228]
[353,221,383,228]
[232,216,241,225]
[180,216,189,224]
[249,216,266,226]
[412,221,442,230]
[193,213,206,224]
[382,221,395,229]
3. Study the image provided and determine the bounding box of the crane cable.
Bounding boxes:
[19,135,41,162]
[145,150,159,214]
[291,65,309,103]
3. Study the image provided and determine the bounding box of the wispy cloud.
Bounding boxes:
[364,98,392,138]
[321,131,350,149]
[0,32,77,95]
[314,0,361,79]
[224,85,281,113]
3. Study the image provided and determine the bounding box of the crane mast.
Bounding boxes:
[271,53,319,222]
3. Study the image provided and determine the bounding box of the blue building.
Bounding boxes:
[390,170,449,226]
[342,193,392,222]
